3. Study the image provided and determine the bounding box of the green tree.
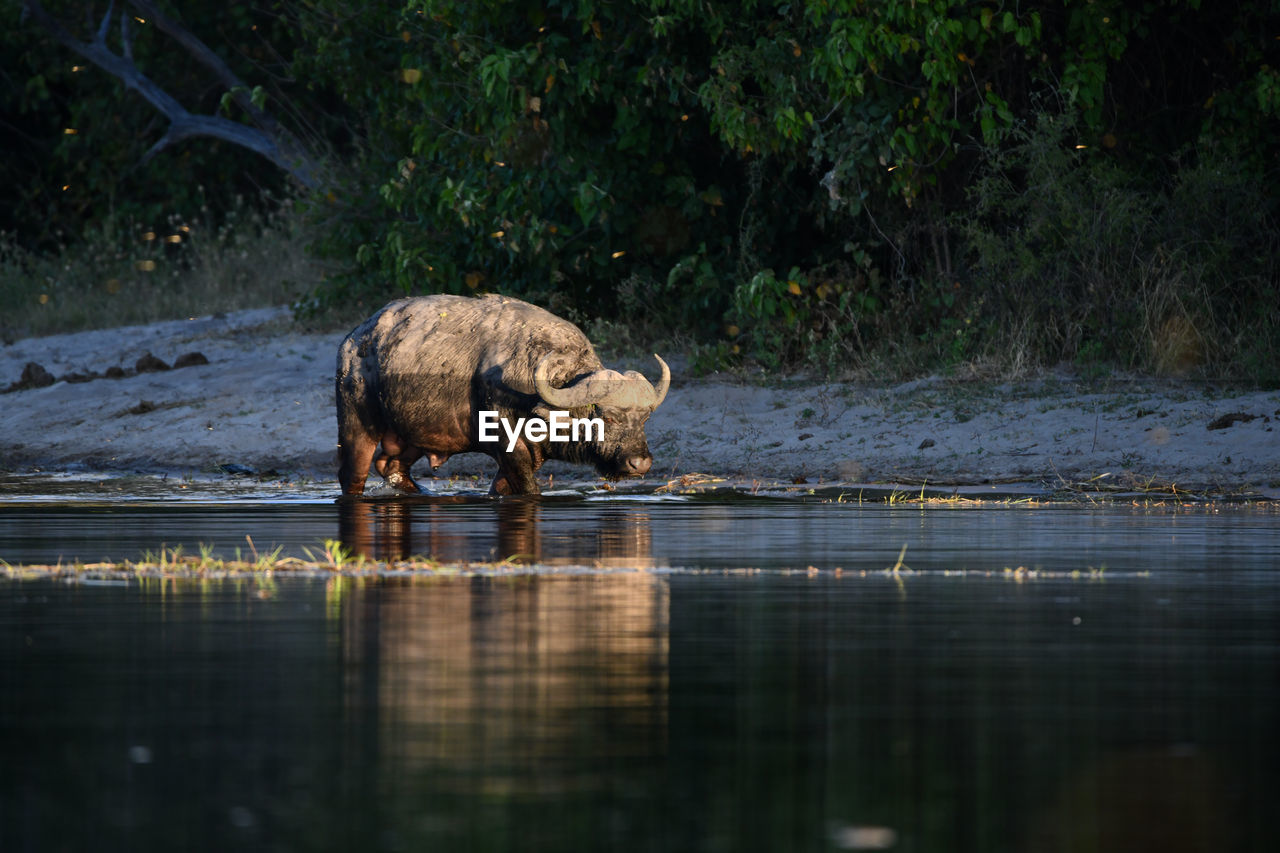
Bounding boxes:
[8,0,1278,373]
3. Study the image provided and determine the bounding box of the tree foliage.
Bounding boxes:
[297,0,1277,371]
[3,1,321,247]
[7,0,1279,374]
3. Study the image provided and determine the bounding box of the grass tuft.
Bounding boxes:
[0,194,320,342]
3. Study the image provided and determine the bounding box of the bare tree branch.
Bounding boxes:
[95,1,113,45]
[126,1,282,136]
[20,0,324,189]
[120,9,135,62]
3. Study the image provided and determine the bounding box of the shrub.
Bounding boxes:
[11,1,1278,378]
[955,114,1280,378]
[0,194,314,341]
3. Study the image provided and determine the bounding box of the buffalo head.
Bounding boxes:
[534,354,670,477]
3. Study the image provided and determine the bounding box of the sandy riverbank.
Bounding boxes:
[2,307,1277,497]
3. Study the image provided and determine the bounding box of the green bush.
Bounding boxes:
[955,114,1279,378]
[8,1,1278,378]
[293,0,1277,377]
[299,1,740,329]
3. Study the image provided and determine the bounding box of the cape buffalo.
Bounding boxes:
[336,293,670,496]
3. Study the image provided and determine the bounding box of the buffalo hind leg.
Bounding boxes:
[380,447,425,493]
[376,430,424,493]
[338,431,378,496]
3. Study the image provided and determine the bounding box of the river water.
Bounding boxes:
[1,492,1277,851]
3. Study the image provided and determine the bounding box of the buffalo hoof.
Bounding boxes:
[385,470,422,494]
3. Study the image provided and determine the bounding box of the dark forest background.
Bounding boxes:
[4,1,1278,378]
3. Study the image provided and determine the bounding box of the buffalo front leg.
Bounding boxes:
[490,443,542,496]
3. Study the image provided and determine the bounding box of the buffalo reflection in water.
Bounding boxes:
[335,497,669,797]
[337,496,659,567]
[337,569,670,796]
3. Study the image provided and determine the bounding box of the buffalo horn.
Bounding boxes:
[534,354,600,409]
[651,354,671,409]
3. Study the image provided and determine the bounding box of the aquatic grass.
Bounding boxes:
[300,539,366,571]
[194,542,223,572]
[255,545,287,572]
[645,474,1248,504]
[653,473,727,493]
[1,537,490,581]
[1047,468,1231,502]
[0,554,1167,583]
[140,544,185,569]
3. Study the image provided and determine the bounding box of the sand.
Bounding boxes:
[2,307,1277,497]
